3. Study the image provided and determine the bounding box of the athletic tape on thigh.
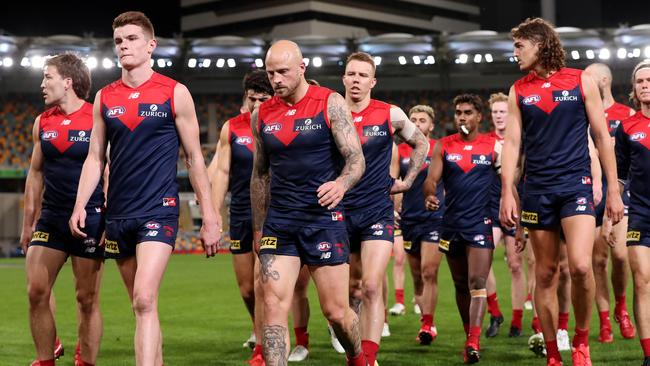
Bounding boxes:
[470,288,487,298]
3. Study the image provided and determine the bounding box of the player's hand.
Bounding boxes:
[500,192,519,228]
[69,208,88,238]
[253,230,262,254]
[19,226,33,255]
[593,181,603,206]
[317,180,346,210]
[390,178,411,194]
[393,209,401,223]
[600,218,616,248]
[424,195,440,211]
[515,225,526,253]
[606,188,625,225]
[201,220,221,258]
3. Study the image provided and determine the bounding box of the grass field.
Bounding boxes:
[0,245,643,365]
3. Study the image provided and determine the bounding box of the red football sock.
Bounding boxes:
[558,311,570,331]
[395,289,404,305]
[252,344,263,357]
[36,361,55,366]
[294,326,309,348]
[346,352,367,366]
[641,338,650,357]
[487,293,502,317]
[532,316,542,333]
[361,340,379,366]
[615,294,628,315]
[573,327,589,347]
[545,340,561,362]
[511,309,523,329]
[526,292,533,302]
[75,341,81,358]
[467,326,482,348]
[421,314,433,327]
[598,311,611,329]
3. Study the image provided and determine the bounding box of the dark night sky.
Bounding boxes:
[0,1,181,38]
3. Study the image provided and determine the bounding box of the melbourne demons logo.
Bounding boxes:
[235,136,253,145]
[263,122,282,134]
[106,106,126,118]
[522,95,541,105]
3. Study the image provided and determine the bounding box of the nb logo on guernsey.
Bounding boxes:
[105,239,119,254]
[541,82,551,88]
[353,116,363,123]
[260,237,277,249]
[263,122,282,134]
[139,104,168,118]
[106,106,126,118]
[521,211,539,224]
[630,132,646,141]
[286,109,296,116]
[522,95,541,105]
[61,119,71,125]
[553,90,578,102]
[41,131,58,141]
[446,153,462,162]
[128,92,140,99]
[235,136,253,145]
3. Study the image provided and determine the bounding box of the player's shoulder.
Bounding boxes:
[560,67,582,77]
[440,133,460,146]
[308,85,334,101]
[370,99,392,110]
[101,78,123,94]
[514,72,537,87]
[613,102,634,114]
[230,111,251,126]
[40,106,60,120]
[621,111,645,132]
[150,72,178,89]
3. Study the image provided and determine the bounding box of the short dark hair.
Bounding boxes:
[45,54,91,99]
[113,11,155,39]
[453,93,483,113]
[243,69,273,96]
[511,17,566,72]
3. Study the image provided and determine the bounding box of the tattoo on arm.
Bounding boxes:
[328,93,365,190]
[393,116,428,186]
[259,254,280,283]
[250,109,271,232]
[263,325,288,366]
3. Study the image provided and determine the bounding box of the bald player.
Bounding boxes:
[250,40,366,366]
[585,63,636,343]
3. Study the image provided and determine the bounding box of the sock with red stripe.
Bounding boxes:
[421,314,433,327]
[395,289,404,305]
[252,344,263,357]
[532,316,542,333]
[598,311,611,329]
[572,327,589,348]
[467,326,482,348]
[35,361,55,366]
[347,352,368,366]
[641,338,650,357]
[361,340,379,366]
[615,294,628,315]
[546,340,561,362]
[558,312,570,331]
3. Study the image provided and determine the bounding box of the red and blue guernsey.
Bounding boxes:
[399,139,444,222]
[39,102,104,212]
[615,111,650,234]
[441,133,497,230]
[228,112,254,219]
[344,99,394,212]
[606,102,633,136]
[100,72,179,219]
[258,85,342,225]
[514,68,592,194]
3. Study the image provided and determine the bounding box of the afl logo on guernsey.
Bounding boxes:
[446,153,462,162]
[139,103,168,118]
[630,132,646,141]
[106,106,126,118]
[263,122,282,134]
[523,95,541,105]
[41,130,58,141]
[235,136,253,145]
[553,90,579,102]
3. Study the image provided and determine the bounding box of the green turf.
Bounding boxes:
[0,245,643,365]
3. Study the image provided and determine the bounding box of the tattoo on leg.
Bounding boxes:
[263,325,288,366]
[332,310,362,356]
[260,254,280,283]
[349,296,362,315]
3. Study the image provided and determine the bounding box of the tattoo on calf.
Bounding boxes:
[263,325,288,366]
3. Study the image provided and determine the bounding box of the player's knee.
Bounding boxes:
[27,281,50,306]
[394,253,405,266]
[569,261,592,282]
[422,266,438,283]
[132,290,157,315]
[76,289,98,315]
[507,259,523,277]
[536,264,558,287]
[468,275,487,290]
[632,271,650,294]
[592,254,608,273]
[361,278,382,301]
[239,282,255,301]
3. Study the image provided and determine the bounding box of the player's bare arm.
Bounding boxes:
[317,92,365,210]
[423,140,443,211]
[582,73,624,224]
[173,83,221,256]
[500,85,523,227]
[249,109,270,239]
[209,121,231,229]
[21,115,45,252]
[391,106,428,193]
[70,90,108,238]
